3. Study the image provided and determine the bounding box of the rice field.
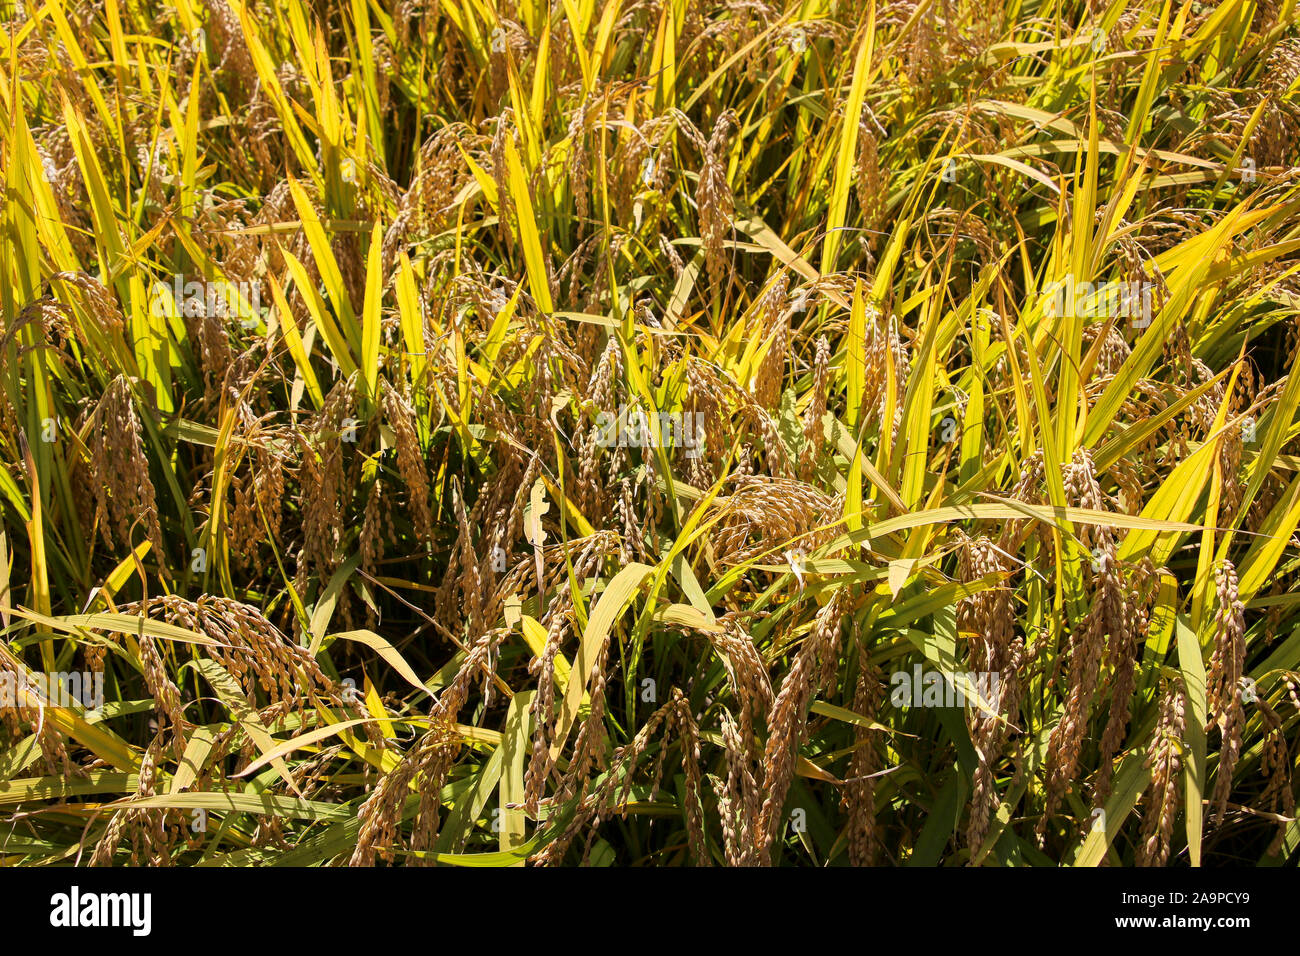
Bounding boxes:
[1,0,1299,867]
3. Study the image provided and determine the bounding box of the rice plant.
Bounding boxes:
[1,0,1299,867]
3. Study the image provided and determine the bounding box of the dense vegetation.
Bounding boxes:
[2,0,1300,866]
